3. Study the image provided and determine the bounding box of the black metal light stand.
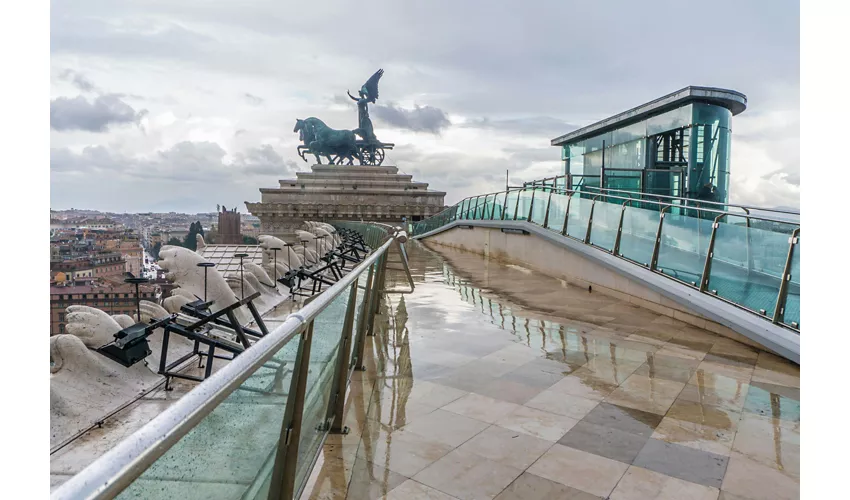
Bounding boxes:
[197,262,216,302]
[124,277,150,323]
[270,247,281,283]
[234,253,249,300]
[284,243,293,270]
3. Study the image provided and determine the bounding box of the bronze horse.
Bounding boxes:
[294,118,361,165]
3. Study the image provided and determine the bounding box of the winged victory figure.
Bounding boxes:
[347,69,383,143]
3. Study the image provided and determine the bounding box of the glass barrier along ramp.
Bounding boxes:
[52,229,398,500]
[414,186,800,333]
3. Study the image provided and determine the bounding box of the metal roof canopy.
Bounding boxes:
[550,86,747,147]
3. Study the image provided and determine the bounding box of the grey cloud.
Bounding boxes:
[49,0,798,209]
[50,94,147,132]
[462,116,577,139]
[504,146,560,164]
[50,1,799,118]
[51,141,298,212]
[371,103,451,134]
[59,69,99,93]
[763,168,800,187]
[244,93,264,105]
[233,144,299,175]
[51,141,295,183]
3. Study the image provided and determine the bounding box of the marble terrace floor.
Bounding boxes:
[300,241,800,500]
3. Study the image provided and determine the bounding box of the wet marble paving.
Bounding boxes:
[300,241,800,500]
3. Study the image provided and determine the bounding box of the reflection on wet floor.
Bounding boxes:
[301,241,800,500]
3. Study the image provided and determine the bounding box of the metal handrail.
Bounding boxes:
[52,235,397,500]
[524,174,800,217]
[415,184,801,333]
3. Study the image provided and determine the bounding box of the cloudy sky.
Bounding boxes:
[50,0,800,214]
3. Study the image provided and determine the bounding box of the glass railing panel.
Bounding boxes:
[656,212,713,286]
[708,217,788,317]
[473,197,485,220]
[504,191,519,220]
[619,205,660,266]
[483,194,495,220]
[350,272,370,368]
[707,221,789,316]
[461,198,470,219]
[116,335,302,500]
[294,287,351,491]
[492,193,505,220]
[784,238,800,327]
[545,191,570,233]
[514,189,534,221]
[565,195,592,241]
[588,199,621,251]
[530,190,549,226]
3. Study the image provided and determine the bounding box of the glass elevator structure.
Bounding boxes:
[550,87,747,205]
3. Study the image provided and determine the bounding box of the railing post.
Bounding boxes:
[772,229,800,324]
[500,191,510,220]
[744,208,754,274]
[368,252,388,336]
[542,190,553,229]
[561,191,573,236]
[268,321,313,500]
[354,264,375,369]
[650,207,669,270]
[613,201,628,256]
[512,189,521,221]
[584,196,599,244]
[700,215,724,292]
[327,281,359,433]
[527,189,536,222]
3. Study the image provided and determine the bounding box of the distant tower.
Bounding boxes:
[218,207,242,244]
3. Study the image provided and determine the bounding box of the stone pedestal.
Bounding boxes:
[246,165,446,242]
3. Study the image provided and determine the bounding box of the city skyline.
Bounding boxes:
[50,1,799,213]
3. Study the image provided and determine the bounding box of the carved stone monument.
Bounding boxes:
[250,68,446,241]
[246,164,446,242]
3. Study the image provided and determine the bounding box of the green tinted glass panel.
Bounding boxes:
[546,192,570,232]
[530,190,548,225]
[117,336,301,500]
[588,199,621,251]
[504,191,518,220]
[784,238,800,326]
[707,223,788,317]
[619,205,660,265]
[656,213,713,286]
[492,193,505,220]
[294,288,350,490]
[515,189,534,221]
[566,196,592,240]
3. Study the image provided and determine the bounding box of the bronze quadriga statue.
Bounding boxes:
[295,69,394,166]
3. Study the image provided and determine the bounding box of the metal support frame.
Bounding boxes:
[368,253,389,336]
[772,229,800,325]
[527,189,536,222]
[584,195,601,244]
[650,206,671,270]
[542,190,553,229]
[328,281,359,433]
[613,200,628,256]
[561,191,574,236]
[512,189,521,221]
[381,238,415,294]
[354,263,375,370]
[268,322,312,500]
[699,214,726,292]
[743,207,754,274]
